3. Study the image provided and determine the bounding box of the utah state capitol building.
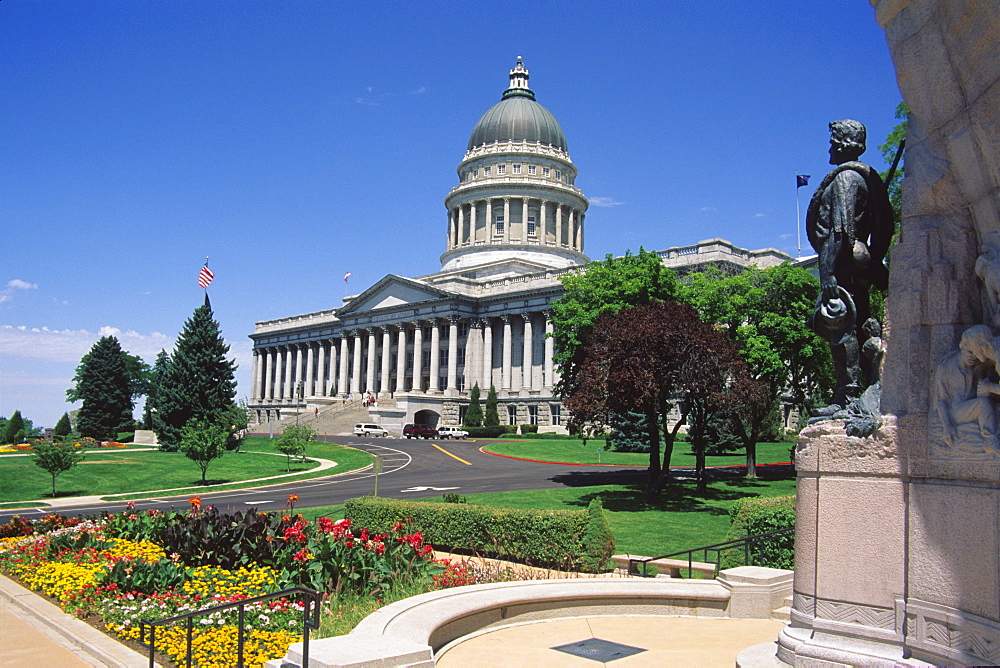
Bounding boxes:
[247,58,791,433]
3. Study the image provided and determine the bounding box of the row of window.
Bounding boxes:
[492,214,538,236]
[464,164,570,184]
[458,403,561,426]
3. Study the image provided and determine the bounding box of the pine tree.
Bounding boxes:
[3,410,25,444]
[153,305,238,450]
[484,385,500,427]
[464,383,483,427]
[70,336,135,440]
[144,350,172,428]
[53,413,72,440]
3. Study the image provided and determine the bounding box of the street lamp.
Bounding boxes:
[295,380,304,426]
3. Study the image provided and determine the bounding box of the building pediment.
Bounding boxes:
[337,275,456,316]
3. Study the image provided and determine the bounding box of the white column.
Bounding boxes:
[350,332,363,395]
[503,197,511,243]
[380,327,392,396]
[305,344,315,397]
[569,209,577,249]
[263,348,274,402]
[501,315,512,392]
[395,325,407,393]
[457,207,464,247]
[483,319,494,390]
[338,337,349,397]
[316,341,326,396]
[522,313,534,391]
[366,329,377,393]
[411,324,424,392]
[544,312,555,390]
[467,320,482,390]
[250,350,261,402]
[556,204,563,246]
[541,201,548,243]
[578,212,585,250]
[327,339,337,395]
[449,209,456,248]
[283,346,294,402]
[521,198,529,239]
[470,201,477,243]
[447,316,459,395]
[429,319,441,392]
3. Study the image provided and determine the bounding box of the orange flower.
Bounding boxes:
[188,496,201,509]
[288,494,298,504]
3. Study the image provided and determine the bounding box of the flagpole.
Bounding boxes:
[795,174,802,259]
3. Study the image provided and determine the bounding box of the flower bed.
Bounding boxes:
[0,497,449,667]
[0,438,131,453]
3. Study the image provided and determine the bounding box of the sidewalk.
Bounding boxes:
[0,576,150,667]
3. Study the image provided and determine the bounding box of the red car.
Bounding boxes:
[402,423,439,439]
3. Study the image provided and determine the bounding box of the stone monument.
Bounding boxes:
[772,1,1000,665]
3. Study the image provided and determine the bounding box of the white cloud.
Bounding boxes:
[698,206,717,212]
[753,213,766,218]
[0,278,38,303]
[0,325,173,363]
[589,196,624,207]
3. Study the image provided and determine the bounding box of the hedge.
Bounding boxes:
[344,496,615,573]
[465,426,508,438]
[720,495,796,570]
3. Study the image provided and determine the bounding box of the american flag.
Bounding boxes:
[198,263,215,289]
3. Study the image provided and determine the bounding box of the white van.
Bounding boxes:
[438,426,469,439]
[353,423,389,437]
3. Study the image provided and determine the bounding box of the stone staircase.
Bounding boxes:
[772,594,793,621]
[256,397,398,437]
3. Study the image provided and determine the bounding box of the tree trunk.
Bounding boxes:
[645,409,661,503]
[745,440,757,479]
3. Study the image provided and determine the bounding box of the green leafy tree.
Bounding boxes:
[275,425,315,471]
[143,350,172,429]
[484,385,500,427]
[53,413,72,441]
[31,441,86,496]
[68,336,143,440]
[465,383,484,427]
[682,264,834,476]
[153,305,238,450]
[180,418,228,484]
[552,248,681,400]
[871,101,910,322]
[3,410,25,444]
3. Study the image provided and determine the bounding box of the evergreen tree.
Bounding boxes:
[153,305,238,450]
[464,383,483,427]
[3,410,25,444]
[70,336,136,440]
[608,410,648,453]
[53,413,72,440]
[484,385,500,427]
[144,350,172,429]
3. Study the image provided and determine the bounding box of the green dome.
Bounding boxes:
[466,58,568,152]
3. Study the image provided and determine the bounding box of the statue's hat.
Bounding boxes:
[811,286,857,345]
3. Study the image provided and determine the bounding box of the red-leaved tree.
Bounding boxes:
[565,301,763,497]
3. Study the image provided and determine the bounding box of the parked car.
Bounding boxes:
[354,423,389,438]
[437,425,469,439]
[402,423,439,439]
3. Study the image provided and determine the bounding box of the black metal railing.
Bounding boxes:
[139,586,322,668]
[629,527,794,579]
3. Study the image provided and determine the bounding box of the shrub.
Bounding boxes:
[503,424,518,435]
[344,496,615,573]
[465,426,508,438]
[720,495,796,570]
[519,424,538,435]
[517,433,607,440]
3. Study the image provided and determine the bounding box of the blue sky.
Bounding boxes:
[1,2,902,428]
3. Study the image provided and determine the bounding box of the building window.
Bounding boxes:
[495,216,505,235]
[484,166,491,176]
[513,164,521,174]
[406,352,413,368]
[528,405,538,425]
[473,169,479,178]
[458,321,469,337]
[527,216,537,236]
[528,165,536,175]
[422,351,431,368]
[543,167,550,177]
[497,164,506,175]
[440,349,448,366]
[459,405,467,424]
[507,405,517,425]
[555,170,562,181]
[550,404,561,426]
[457,347,466,365]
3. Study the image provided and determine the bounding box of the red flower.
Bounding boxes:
[188,496,201,509]
[292,548,312,562]
[317,517,334,532]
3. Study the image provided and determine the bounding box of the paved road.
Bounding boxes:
[0,437,648,523]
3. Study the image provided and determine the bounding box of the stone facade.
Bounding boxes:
[777,2,1000,665]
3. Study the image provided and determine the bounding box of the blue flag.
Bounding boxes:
[796,174,811,188]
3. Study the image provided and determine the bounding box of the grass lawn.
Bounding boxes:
[0,437,372,502]
[483,439,794,468]
[299,471,796,559]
